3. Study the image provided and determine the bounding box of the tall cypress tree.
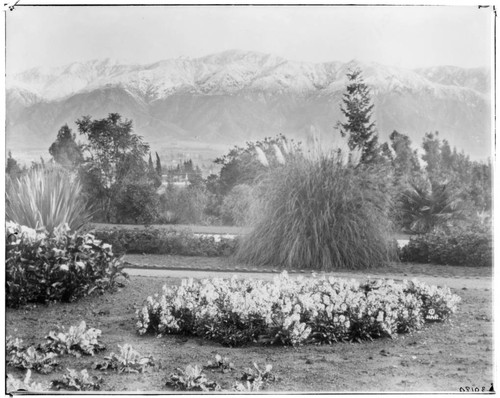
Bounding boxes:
[337,68,379,164]
[155,152,162,177]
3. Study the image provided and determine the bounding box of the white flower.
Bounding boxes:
[60,264,69,271]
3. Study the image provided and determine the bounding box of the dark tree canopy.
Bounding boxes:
[49,124,84,169]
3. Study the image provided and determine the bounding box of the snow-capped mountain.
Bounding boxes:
[6,50,492,161]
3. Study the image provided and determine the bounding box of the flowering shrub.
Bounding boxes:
[44,321,105,356]
[94,227,238,256]
[6,222,128,307]
[137,272,461,347]
[399,225,492,267]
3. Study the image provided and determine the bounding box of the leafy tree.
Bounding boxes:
[75,113,154,222]
[6,151,25,179]
[213,135,294,196]
[389,130,421,182]
[115,181,160,224]
[337,69,380,164]
[421,132,442,182]
[49,124,84,169]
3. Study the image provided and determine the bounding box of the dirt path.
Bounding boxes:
[125,267,492,291]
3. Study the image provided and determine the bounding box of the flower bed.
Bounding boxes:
[6,222,128,307]
[94,227,238,257]
[136,272,461,346]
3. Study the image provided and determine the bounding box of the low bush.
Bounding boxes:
[136,272,461,347]
[399,225,492,267]
[94,227,238,257]
[6,222,128,307]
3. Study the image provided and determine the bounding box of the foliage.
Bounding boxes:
[236,152,396,270]
[220,184,258,226]
[398,180,463,234]
[136,272,461,347]
[115,181,160,224]
[6,150,27,179]
[336,68,380,164]
[6,166,92,234]
[6,337,59,374]
[94,227,237,257]
[167,365,221,391]
[94,344,155,373]
[158,185,212,225]
[399,224,492,267]
[75,113,156,223]
[6,222,128,307]
[7,370,49,393]
[44,321,106,357]
[205,354,235,373]
[51,368,103,391]
[212,135,297,196]
[49,124,84,169]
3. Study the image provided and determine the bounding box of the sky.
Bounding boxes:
[5,4,494,74]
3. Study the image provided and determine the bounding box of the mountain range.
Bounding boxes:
[6,50,492,164]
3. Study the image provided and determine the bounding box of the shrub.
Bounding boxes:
[136,272,461,347]
[44,321,106,356]
[399,225,492,267]
[6,222,128,307]
[220,184,259,226]
[94,227,238,257]
[94,344,155,373]
[6,166,92,234]
[6,337,59,374]
[115,182,160,224]
[167,365,221,391]
[236,153,396,270]
[159,186,212,224]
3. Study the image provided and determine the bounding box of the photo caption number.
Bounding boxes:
[459,385,493,393]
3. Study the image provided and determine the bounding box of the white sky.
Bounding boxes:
[5,4,494,73]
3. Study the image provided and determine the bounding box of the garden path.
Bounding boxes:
[124,266,492,291]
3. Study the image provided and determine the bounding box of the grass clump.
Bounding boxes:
[236,153,396,270]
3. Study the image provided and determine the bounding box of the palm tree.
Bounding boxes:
[399,181,463,234]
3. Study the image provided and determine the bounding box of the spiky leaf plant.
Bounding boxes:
[6,166,92,234]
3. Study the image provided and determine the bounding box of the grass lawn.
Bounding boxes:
[6,272,493,393]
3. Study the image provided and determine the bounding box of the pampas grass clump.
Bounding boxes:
[236,152,396,270]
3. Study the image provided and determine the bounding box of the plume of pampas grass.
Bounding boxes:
[255,146,269,166]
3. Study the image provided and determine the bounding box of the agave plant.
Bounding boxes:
[6,166,92,234]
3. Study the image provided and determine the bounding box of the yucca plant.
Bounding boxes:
[236,151,397,270]
[6,166,92,234]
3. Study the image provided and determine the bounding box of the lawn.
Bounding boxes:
[5,271,493,393]
[91,222,248,235]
